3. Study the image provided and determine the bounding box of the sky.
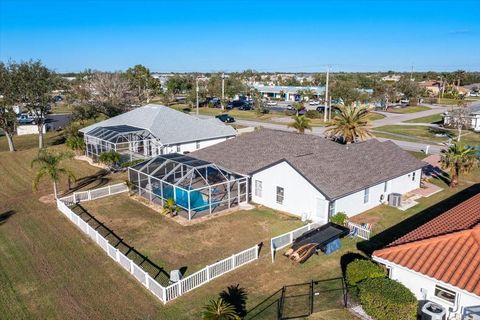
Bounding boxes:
[0,0,479,73]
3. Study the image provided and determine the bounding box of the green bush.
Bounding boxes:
[330,212,348,226]
[346,259,385,286]
[305,110,322,119]
[121,159,144,168]
[359,278,417,320]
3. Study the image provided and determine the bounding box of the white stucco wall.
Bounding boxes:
[251,161,329,223]
[333,169,422,217]
[374,257,480,319]
[160,136,233,155]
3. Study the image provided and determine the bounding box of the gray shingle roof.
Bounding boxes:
[190,129,426,199]
[80,104,237,145]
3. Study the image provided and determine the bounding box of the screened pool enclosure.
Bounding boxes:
[84,125,163,161]
[128,153,249,220]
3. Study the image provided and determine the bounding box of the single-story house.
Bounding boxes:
[373,194,480,319]
[252,85,326,101]
[444,104,480,132]
[188,129,425,223]
[79,104,237,161]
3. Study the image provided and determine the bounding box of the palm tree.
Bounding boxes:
[65,135,85,155]
[440,143,479,187]
[288,115,312,134]
[31,149,76,198]
[201,298,240,320]
[98,150,121,167]
[325,105,373,143]
[162,198,180,217]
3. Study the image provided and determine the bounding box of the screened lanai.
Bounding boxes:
[128,153,249,220]
[84,125,162,161]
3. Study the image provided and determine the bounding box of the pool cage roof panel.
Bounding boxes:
[131,153,246,189]
[85,125,154,143]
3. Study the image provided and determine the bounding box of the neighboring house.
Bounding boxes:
[79,104,237,161]
[190,129,425,223]
[373,194,480,320]
[252,85,325,101]
[444,104,480,132]
[419,80,442,96]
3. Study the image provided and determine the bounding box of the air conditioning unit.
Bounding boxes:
[388,193,402,207]
[421,302,446,320]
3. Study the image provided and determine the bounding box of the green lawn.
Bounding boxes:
[0,131,65,152]
[374,125,480,146]
[404,113,443,124]
[2,129,479,319]
[386,105,430,114]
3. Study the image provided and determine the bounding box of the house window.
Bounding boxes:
[364,188,370,204]
[329,201,336,217]
[196,141,200,149]
[176,144,181,152]
[434,285,456,305]
[384,181,389,193]
[255,180,262,197]
[412,171,416,181]
[276,186,284,205]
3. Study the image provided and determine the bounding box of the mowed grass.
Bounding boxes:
[404,113,443,124]
[0,146,167,319]
[374,124,480,145]
[79,195,304,273]
[386,105,430,113]
[0,131,65,152]
[0,135,356,319]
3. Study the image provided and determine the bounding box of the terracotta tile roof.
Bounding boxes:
[390,193,480,246]
[374,226,480,296]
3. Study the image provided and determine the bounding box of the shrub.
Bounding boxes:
[359,278,417,320]
[305,110,322,119]
[121,159,144,168]
[346,259,385,286]
[330,212,348,226]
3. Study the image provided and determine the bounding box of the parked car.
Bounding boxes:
[17,113,36,125]
[215,114,235,123]
[227,100,251,110]
[309,100,320,106]
[266,101,277,106]
[53,95,63,102]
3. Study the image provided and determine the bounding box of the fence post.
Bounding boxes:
[178,281,183,296]
[255,244,259,259]
[88,190,92,201]
[145,271,150,288]
[271,239,275,263]
[232,254,236,269]
[207,265,211,281]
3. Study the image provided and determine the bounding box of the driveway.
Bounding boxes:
[45,113,72,131]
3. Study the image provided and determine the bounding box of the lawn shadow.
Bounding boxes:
[357,184,480,255]
[64,169,110,195]
[423,165,451,185]
[0,210,16,225]
[220,284,248,317]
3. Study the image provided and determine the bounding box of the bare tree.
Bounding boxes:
[447,100,471,142]
[70,72,135,118]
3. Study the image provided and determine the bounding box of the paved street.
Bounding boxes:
[200,103,458,155]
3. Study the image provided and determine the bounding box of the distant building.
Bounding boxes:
[381,75,401,82]
[252,85,325,101]
[419,80,442,96]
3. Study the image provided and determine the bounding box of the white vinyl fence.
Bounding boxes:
[270,222,322,262]
[346,222,371,240]
[59,182,129,205]
[56,189,259,303]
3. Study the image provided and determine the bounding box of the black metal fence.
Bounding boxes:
[71,204,171,286]
[244,277,348,320]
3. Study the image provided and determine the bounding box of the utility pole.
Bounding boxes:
[410,64,414,81]
[196,77,199,116]
[221,72,225,100]
[324,65,330,122]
